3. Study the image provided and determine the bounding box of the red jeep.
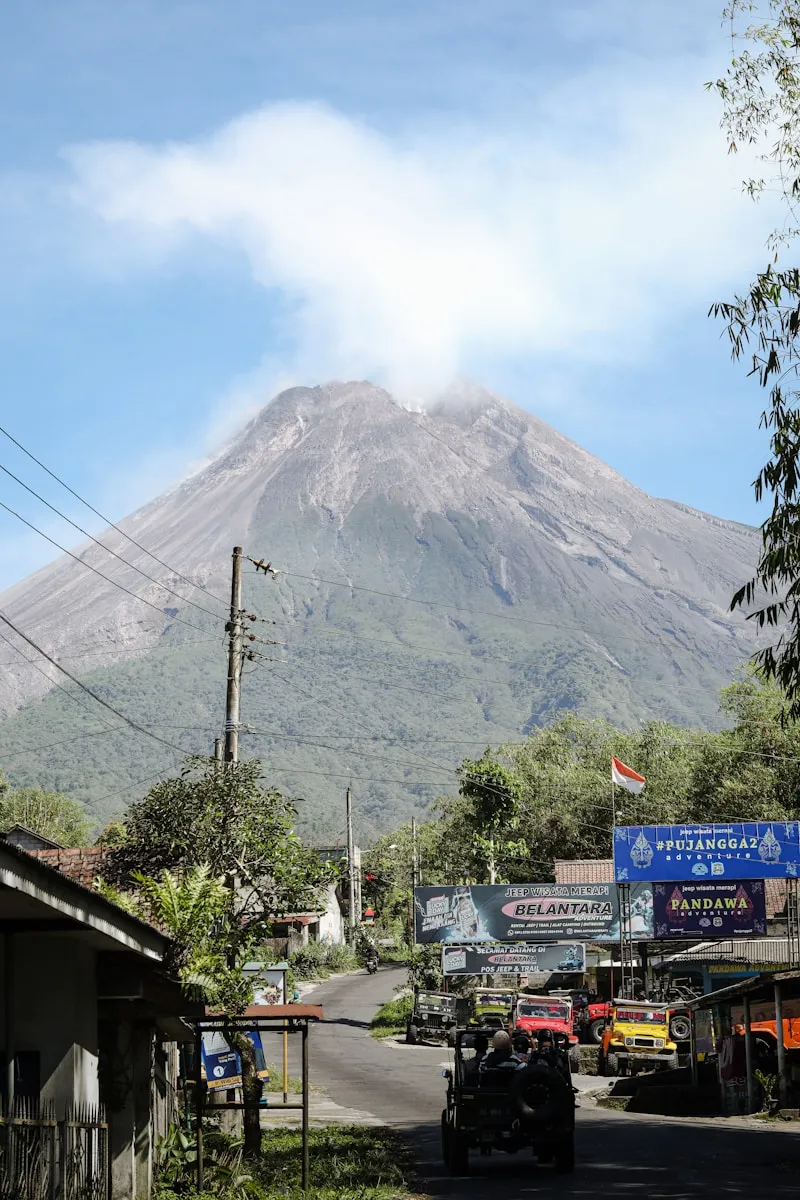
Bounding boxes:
[513,995,582,1073]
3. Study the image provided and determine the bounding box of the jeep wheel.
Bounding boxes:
[605,1052,619,1076]
[440,1111,450,1166]
[588,1018,605,1044]
[447,1028,457,1048]
[448,1129,469,1176]
[554,1134,575,1174]
[406,1024,419,1045]
[669,1013,691,1043]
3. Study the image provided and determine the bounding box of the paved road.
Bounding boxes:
[305,967,800,1199]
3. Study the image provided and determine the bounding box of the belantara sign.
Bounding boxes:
[414,883,654,943]
[614,822,800,881]
[653,880,767,938]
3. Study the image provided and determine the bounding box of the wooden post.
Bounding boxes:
[346,787,356,948]
[775,981,788,1108]
[301,1023,310,1192]
[224,546,244,763]
[194,1026,204,1193]
[743,995,756,1114]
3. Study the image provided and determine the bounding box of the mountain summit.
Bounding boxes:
[0,381,758,834]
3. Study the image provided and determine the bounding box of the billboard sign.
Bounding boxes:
[441,942,586,975]
[414,883,653,943]
[652,880,767,938]
[614,822,800,882]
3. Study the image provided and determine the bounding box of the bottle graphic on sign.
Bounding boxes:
[454,886,479,939]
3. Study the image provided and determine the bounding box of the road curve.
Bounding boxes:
[305,966,800,1199]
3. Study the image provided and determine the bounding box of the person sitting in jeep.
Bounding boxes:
[480,1030,522,1072]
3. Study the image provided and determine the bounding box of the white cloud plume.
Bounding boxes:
[62,63,772,400]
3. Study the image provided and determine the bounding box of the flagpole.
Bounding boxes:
[614,768,618,1003]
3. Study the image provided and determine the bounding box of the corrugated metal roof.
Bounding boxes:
[658,937,792,965]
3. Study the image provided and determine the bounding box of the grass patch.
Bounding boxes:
[595,1095,631,1111]
[264,1065,303,1095]
[154,1125,416,1199]
[371,993,413,1039]
[259,1125,416,1197]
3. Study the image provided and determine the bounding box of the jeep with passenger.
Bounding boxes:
[441,1028,575,1175]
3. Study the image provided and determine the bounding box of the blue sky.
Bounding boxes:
[0,0,776,589]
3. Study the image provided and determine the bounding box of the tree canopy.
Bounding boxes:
[0,780,92,846]
[710,1,800,713]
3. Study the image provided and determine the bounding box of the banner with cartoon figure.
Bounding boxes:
[414,883,653,943]
[614,822,800,881]
[653,880,767,938]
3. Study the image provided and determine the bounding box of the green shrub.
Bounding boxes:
[371,993,413,1038]
[323,943,357,972]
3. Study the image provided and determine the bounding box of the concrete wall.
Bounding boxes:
[1,933,98,1115]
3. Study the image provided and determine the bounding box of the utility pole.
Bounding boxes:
[346,786,356,948]
[224,546,244,764]
[411,816,418,893]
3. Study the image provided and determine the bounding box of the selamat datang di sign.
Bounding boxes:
[413,883,653,944]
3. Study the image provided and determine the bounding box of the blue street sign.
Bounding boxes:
[614,822,800,882]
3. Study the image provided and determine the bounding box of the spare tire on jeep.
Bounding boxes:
[511,1062,570,1126]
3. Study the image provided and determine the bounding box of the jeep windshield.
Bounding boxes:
[418,993,454,1010]
[517,1002,570,1021]
[614,1008,666,1025]
[476,994,511,1007]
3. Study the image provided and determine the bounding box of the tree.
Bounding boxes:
[709,1,800,714]
[0,785,92,846]
[107,757,333,1157]
[457,752,523,883]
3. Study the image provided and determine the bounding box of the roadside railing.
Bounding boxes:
[0,1097,107,1200]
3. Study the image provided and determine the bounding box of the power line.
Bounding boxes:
[0,499,214,638]
[0,610,196,759]
[0,627,118,733]
[0,728,118,762]
[0,420,228,609]
[0,459,226,621]
[264,564,747,648]
[0,635,222,669]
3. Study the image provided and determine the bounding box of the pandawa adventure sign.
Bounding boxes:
[614,822,800,881]
[413,883,653,944]
[653,880,767,938]
[441,942,586,975]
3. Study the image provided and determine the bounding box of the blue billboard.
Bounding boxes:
[614,822,800,882]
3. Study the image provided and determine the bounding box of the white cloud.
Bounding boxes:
[60,61,773,401]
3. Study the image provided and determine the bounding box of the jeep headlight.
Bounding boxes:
[624,1036,634,1046]
[655,1038,664,1049]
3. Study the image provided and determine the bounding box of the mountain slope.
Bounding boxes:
[0,381,759,837]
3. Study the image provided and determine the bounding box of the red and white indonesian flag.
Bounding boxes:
[611,756,645,794]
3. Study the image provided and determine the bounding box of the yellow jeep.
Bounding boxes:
[599,1000,679,1077]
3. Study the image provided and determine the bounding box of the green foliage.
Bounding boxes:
[111,758,333,950]
[372,674,800,883]
[708,2,800,712]
[0,783,92,846]
[94,821,127,847]
[154,1125,414,1200]
[288,942,358,980]
[370,993,413,1038]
